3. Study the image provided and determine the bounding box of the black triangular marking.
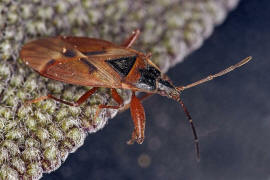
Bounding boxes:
[106,56,137,77]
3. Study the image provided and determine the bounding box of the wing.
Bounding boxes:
[20,36,138,88]
[61,36,116,55]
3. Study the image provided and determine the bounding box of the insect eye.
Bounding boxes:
[106,56,137,77]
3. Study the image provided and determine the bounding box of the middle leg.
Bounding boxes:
[94,88,124,120]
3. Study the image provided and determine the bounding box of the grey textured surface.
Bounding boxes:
[0,0,239,179]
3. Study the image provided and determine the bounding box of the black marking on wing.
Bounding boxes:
[83,50,106,56]
[137,66,161,90]
[79,58,97,73]
[63,49,76,57]
[41,59,56,74]
[106,56,137,77]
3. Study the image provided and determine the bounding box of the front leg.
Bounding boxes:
[127,91,146,145]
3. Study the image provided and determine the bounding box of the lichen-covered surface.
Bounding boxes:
[0,0,239,179]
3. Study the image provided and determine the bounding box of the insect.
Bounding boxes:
[20,29,252,159]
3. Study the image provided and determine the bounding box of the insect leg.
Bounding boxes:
[178,98,200,161]
[93,88,124,121]
[120,92,153,112]
[111,88,124,105]
[25,87,98,106]
[122,29,140,48]
[145,52,152,59]
[127,91,146,145]
[177,56,252,91]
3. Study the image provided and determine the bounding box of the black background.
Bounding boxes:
[45,0,270,179]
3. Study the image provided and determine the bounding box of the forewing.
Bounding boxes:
[43,57,116,87]
[61,36,137,58]
[20,37,84,73]
[20,36,137,88]
[61,36,116,55]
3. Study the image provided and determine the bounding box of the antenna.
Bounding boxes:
[177,56,252,91]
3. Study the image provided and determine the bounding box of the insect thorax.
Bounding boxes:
[134,64,177,98]
[134,65,161,91]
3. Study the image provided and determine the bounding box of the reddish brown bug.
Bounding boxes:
[20,29,252,159]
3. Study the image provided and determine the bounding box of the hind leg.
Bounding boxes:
[25,87,98,106]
